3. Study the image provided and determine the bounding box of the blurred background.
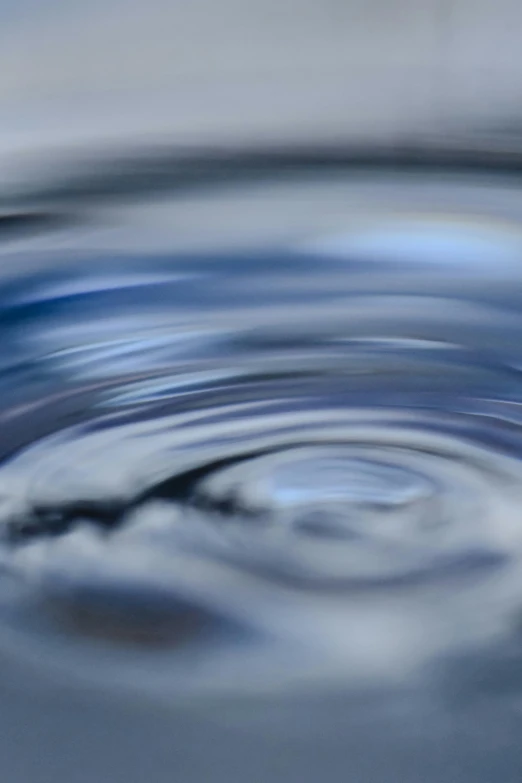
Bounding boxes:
[1,0,522,168]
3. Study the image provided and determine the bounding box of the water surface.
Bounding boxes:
[0,165,522,781]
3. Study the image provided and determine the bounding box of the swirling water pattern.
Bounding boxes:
[1,169,522,780]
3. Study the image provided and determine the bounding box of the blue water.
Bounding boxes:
[1,167,522,781]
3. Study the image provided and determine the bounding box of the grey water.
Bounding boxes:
[1,161,522,781]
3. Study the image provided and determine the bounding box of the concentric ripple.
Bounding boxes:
[1,185,522,697]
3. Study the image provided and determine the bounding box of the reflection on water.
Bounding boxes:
[1,165,522,780]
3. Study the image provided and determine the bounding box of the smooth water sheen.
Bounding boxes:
[1,168,522,780]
